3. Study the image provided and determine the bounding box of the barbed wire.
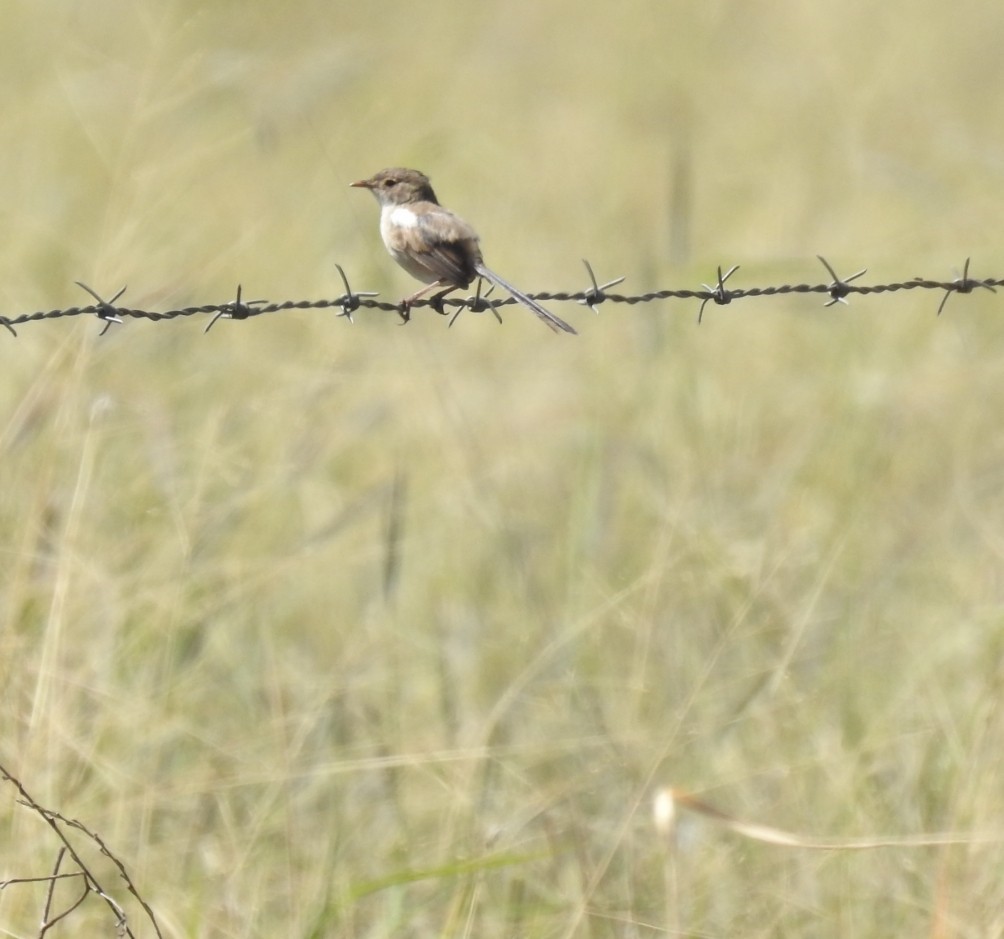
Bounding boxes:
[1,257,999,338]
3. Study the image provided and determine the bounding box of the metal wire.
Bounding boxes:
[1,257,999,337]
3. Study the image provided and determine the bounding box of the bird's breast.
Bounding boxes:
[379,204,439,283]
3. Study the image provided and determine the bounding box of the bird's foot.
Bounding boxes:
[430,290,453,316]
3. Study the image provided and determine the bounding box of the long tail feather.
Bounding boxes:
[474,263,577,335]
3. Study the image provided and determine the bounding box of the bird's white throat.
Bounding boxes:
[382,205,419,229]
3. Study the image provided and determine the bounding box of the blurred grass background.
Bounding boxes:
[2,0,1004,935]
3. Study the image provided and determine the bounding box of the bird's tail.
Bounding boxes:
[474,263,577,335]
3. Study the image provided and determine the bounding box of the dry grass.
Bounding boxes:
[2,1,1004,936]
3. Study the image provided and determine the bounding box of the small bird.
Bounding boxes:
[351,168,576,334]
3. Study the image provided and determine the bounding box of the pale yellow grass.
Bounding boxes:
[2,1,1004,936]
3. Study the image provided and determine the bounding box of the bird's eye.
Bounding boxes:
[382,178,397,188]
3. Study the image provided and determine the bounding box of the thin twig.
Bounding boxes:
[0,759,163,939]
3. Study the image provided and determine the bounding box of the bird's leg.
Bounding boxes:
[398,280,458,323]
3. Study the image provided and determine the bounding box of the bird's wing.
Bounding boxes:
[410,203,481,286]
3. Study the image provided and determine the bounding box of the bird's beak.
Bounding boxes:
[350,178,372,189]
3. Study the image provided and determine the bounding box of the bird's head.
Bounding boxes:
[350,168,439,206]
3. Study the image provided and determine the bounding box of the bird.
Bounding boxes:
[350,167,576,335]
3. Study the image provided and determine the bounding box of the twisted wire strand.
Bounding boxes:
[1,258,999,336]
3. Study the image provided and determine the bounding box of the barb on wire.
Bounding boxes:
[449,278,501,328]
[2,258,1004,336]
[578,259,626,314]
[934,257,997,316]
[698,264,740,323]
[334,263,379,323]
[818,255,867,307]
[205,283,266,333]
[75,282,127,336]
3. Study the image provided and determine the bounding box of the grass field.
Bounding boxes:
[3,1,1004,936]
